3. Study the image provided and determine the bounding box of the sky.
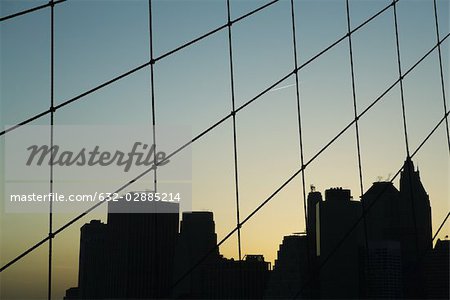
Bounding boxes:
[1,0,449,298]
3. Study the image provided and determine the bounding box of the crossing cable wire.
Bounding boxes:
[393,1,410,157]
[304,30,450,283]
[48,1,55,299]
[226,3,243,297]
[238,0,398,115]
[293,107,450,299]
[147,0,160,294]
[386,210,450,296]
[0,0,277,25]
[3,98,446,289]
[432,212,449,241]
[3,8,448,295]
[170,34,450,291]
[0,1,442,275]
[345,0,370,280]
[433,0,450,154]
[406,211,450,281]
[289,0,310,268]
[0,0,394,138]
[226,0,242,263]
[0,0,280,137]
[293,36,448,180]
[1,30,447,283]
[148,0,157,193]
[393,0,420,259]
[174,106,450,293]
[378,210,450,297]
[0,3,443,280]
[0,0,66,22]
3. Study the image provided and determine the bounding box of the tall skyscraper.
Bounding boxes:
[398,158,432,298]
[425,239,449,299]
[173,211,270,299]
[399,158,432,251]
[316,188,363,299]
[172,211,220,298]
[306,187,322,298]
[307,186,322,261]
[362,181,401,241]
[362,181,403,298]
[78,220,108,299]
[105,192,179,299]
[205,255,271,299]
[265,234,309,299]
[362,157,433,299]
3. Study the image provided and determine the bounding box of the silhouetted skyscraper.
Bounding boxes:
[362,157,433,299]
[362,181,403,298]
[78,220,108,299]
[307,186,322,261]
[425,239,449,299]
[105,193,179,299]
[306,187,322,298]
[206,255,271,299]
[265,234,309,299]
[173,211,270,299]
[63,287,79,300]
[172,211,220,298]
[363,181,401,242]
[398,158,432,298]
[316,188,363,299]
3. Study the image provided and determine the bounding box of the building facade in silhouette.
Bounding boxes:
[425,238,449,299]
[173,211,270,299]
[316,187,363,299]
[398,158,432,298]
[265,234,309,299]
[361,158,433,299]
[306,186,322,262]
[66,158,440,299]
[205,254,271,299]
[78,220,108,299]
[72,192,179,299]
[105,195,179,299]
[63,287,79,300]
[366,241,402,298]
[172,211,220,298]
[362,181,403,298]
[305,187,323,298]
[362,181,401,241]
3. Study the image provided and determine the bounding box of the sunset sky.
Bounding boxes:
[1,0,449,298]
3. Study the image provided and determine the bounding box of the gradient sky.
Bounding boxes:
[1,0,449,298]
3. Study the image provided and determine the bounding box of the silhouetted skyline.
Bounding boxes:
[64,157,448,299]
[1,1,449,299]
